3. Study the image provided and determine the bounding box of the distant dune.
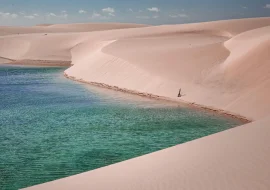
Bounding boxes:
[0,22,148,36]
[35,24,53,27]
[1,18,270,190]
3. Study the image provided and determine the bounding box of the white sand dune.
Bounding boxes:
[0,23,147,36]
[0,18,270,190]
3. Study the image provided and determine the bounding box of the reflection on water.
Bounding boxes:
[0,65,243,190]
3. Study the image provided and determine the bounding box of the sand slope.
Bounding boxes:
[0,23,147,62]
[0,18,270,190]
[66,17,270,120]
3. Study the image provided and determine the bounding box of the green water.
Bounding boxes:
[0,65,243,190]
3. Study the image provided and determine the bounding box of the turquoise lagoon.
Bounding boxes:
[0,65,243,189]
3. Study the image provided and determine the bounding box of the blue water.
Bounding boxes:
[0,65,243,190]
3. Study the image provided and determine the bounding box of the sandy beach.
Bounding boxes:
[0,17,270,190]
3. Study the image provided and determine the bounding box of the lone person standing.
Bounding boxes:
[178,88,182,97]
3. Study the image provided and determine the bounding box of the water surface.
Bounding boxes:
[0,65,243,190]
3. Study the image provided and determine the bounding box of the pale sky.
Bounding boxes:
[0,0,270,26]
